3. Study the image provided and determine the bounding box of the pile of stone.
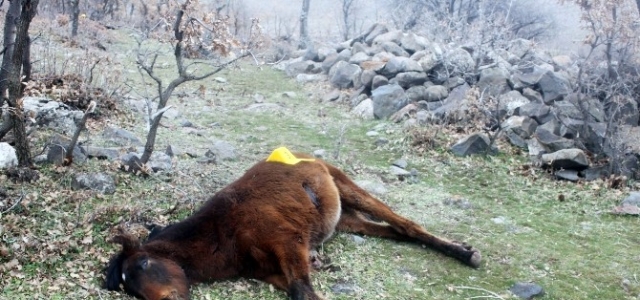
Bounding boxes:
[281,23,640,181]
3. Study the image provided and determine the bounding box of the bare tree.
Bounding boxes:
[341,0,357,40]
[299,0,310,49]
[135,2,253,165]
[70,0,80,37]
[2,0,40,167]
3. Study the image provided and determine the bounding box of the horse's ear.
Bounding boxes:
[110,229,141,255]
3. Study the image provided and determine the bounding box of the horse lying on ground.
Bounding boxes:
[105,148,481,300]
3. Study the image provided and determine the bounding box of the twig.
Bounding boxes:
[150,105,173,121]
[1,189,25,214]
[454,286,506,300]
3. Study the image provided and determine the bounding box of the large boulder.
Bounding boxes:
[424,85,449,102]
[433,83,471,119]
[0,142,18,168]
[329,61,362,89]
[71,172,116,194]
[538,71,572,103]
[363,23,390,45]
[507,38,533,59]
[515,102,552,124]
[351,98,375,120]
[399,32,429,54]
[371,75,389,90]
[477,68,510,97]
[541,148,589,170]
[389,72,427,88]
[102,127,143,146]
[444,47,475,75]
[451,133,496,156]
[22,97,84,135]
[285,60,321,77]
[535,127,575,151]
[379,57,423,78]
[371,84,409,119]
[498,90,529,116]
[405,85,428,102]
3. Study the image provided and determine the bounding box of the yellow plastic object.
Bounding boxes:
[266,147,315,165]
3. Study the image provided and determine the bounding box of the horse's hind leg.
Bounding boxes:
[270,243,324,300]
[327,164,481,268]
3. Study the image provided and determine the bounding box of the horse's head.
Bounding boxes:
[105,230,189,300]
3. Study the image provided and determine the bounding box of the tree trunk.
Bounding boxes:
[71,0,80,37]
[0,0,22,110]
[298,0,310,49]
[636,0,640,15]
[6,0,39,167]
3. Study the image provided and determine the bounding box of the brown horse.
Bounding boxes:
[105,149,481,300]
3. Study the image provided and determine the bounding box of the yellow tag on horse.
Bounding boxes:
[266,147,315,165]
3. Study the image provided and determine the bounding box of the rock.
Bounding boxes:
[0,143,18,168]
[102,127,143,146]
[296,73,327,84]
[323,90,342,102]
[46,143,87,166]
[425,85,449,102]
[118,152,145,173]
[538,70,571,103]
[359,69,376,88]
[451,133,496,156]
[147,152,173,172]
[541,148,589,170]
[607,96,639,125]
[205,140,237,161]
[372,29,403,45]
[355,179,387,195]
[371,84,409,119]
[282,91,297,98]
[445,47,475,75]
[415,48,442,73]
[371,75,389,90]
[22,97,84,135]
[535,127,575,151]
[312,149,326,158]
[443,197,474,210]
[363,22,390,45]
[527,137,550,156]
[477,68,510,97]
[621,192,640,206]
[555,169,580,181]
[379,41,410,57]
[433,83,471,119]
[389,72,427,88]
[509,282,545,300]
[498,90,529,116]
[317,46,337,62]
[580,165,610,181]
[508,38,533,59]
[349,235,366,245]
[331,283,358,295]
[329,61,362,89]
[405,85,428,102]
[522,87,543,103]
[348,52,370,65]
[502,116,538,139]
[515,102,552,124]
[399,32,428,54]
[81,146,121,160]
[351,99,375,120]
[285,60,321,77]
[389,165,411,179]
[379,57,422,77]
[71,172,116,194]
[392,158,408,169]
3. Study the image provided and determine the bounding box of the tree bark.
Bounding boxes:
[0,0,22,110]
[6,0,39,167]
[71,0,80,37]
[298,0,310,49]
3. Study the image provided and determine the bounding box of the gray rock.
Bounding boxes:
[509,282,545,300]
[371,84,409,119]
[329,61,362,89]
[285,60,321,77]
[538,71,572,103]
[359,69,377,88]
[499,90,529,116]
[46,143,87,166]
[445,47,475,75]
[348,52,370,65]
[379,41,410,57]
[580,165,610,181]
[71,172,116,194]
[103,127,143,146]
[22,97,84,135]
[527,137,550,156]
[321,53,347,74]
[502,116,538,139]
[621,192,640,206]
[522,87,543,103]
[390,72,427,88]
[371,75,389,90]
[399,32,428,54]
[425,85,449,102]
[535,127,575,151]
[364,22,390,45]
[205,140,237,161]
[380,57,422,77]
[331,283,358,295]
[317,46,337,62]
[508,39,533,59]
[349,235,366,245]
[372,29,403,45]
[296,73,327,84]
[607,96,639,125]
[477,68,510,97]
[81,146,121,160]
[555,169,580,181]
[0,142,18,168]
[147,152,173,172]
[433,83,471,119]
[405,85,428,102]
[354,179,387,195]
[515,102,552,124]
[389,165,411,178]
[351,99,375,120]
[323,90,342,102]
[312,149,326,158]
[451,133,496,156]
[392,159,408,169]
[541,148,589,170]
[282,91,297,98]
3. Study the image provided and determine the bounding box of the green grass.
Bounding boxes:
[2,26,640,300]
